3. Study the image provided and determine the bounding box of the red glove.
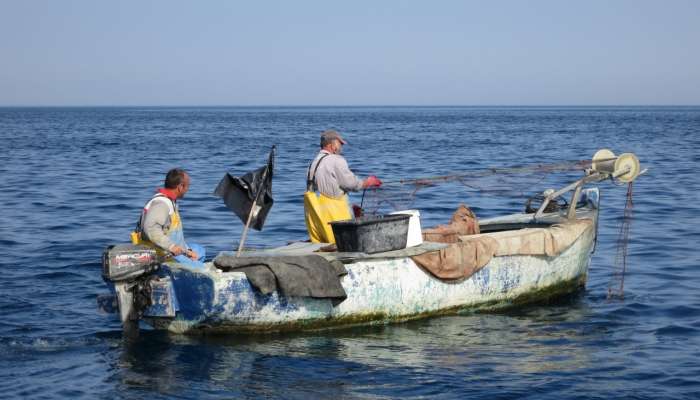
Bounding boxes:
[352,204,364,218]
[364,175,382,188]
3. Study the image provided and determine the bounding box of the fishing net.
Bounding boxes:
[357,159,638,299]
[359,160,592,215]
[608,182,635,300]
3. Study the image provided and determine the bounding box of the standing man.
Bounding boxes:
[304,129,382,244]
[132,168,206,267]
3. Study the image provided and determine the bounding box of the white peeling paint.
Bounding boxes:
[154,225,594,334]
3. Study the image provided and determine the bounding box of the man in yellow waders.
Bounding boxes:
[304,130,383,244]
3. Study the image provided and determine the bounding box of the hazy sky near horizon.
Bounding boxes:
[1,0,698,106]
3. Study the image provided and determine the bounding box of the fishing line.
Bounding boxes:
[361,159,591,215]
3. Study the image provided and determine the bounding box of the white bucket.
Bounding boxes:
[389,210,423,247]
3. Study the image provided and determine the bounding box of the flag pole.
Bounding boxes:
[236,147,274,257]
[236,165,268,257]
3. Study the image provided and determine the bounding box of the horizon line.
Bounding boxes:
[1,104,699,108]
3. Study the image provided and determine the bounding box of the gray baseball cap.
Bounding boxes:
[320,129,347,145]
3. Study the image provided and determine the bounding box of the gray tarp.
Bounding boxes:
[213,254,348,305]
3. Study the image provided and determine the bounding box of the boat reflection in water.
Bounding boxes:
[112,295,596,396]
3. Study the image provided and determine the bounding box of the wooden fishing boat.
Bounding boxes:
[100,190,598,334]
[98,150,642,335]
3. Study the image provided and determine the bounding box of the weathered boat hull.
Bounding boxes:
[138,193,598,334]
[92,188,601,334]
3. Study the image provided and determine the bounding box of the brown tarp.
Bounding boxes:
[421,204,480,243]
[468,219,594,257]
[411,236,498,280]
[413,217,594,281]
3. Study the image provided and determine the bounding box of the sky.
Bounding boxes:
[0,0,698,106]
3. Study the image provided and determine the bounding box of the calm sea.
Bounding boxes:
[1,106,699,399]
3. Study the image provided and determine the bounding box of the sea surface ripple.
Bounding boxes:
[1,106,699,399]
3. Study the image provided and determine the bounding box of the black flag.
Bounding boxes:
[214,146,275,231]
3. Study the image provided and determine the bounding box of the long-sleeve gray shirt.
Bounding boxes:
[307,150,364,198]
[141,197,178,251]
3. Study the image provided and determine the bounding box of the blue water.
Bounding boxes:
[1,106,699,399]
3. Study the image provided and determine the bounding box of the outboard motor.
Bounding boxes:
[102,244,163,336]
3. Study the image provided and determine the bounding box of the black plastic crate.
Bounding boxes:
[330,214,410,254]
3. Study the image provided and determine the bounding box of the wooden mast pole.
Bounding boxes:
[236,158,271,257]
